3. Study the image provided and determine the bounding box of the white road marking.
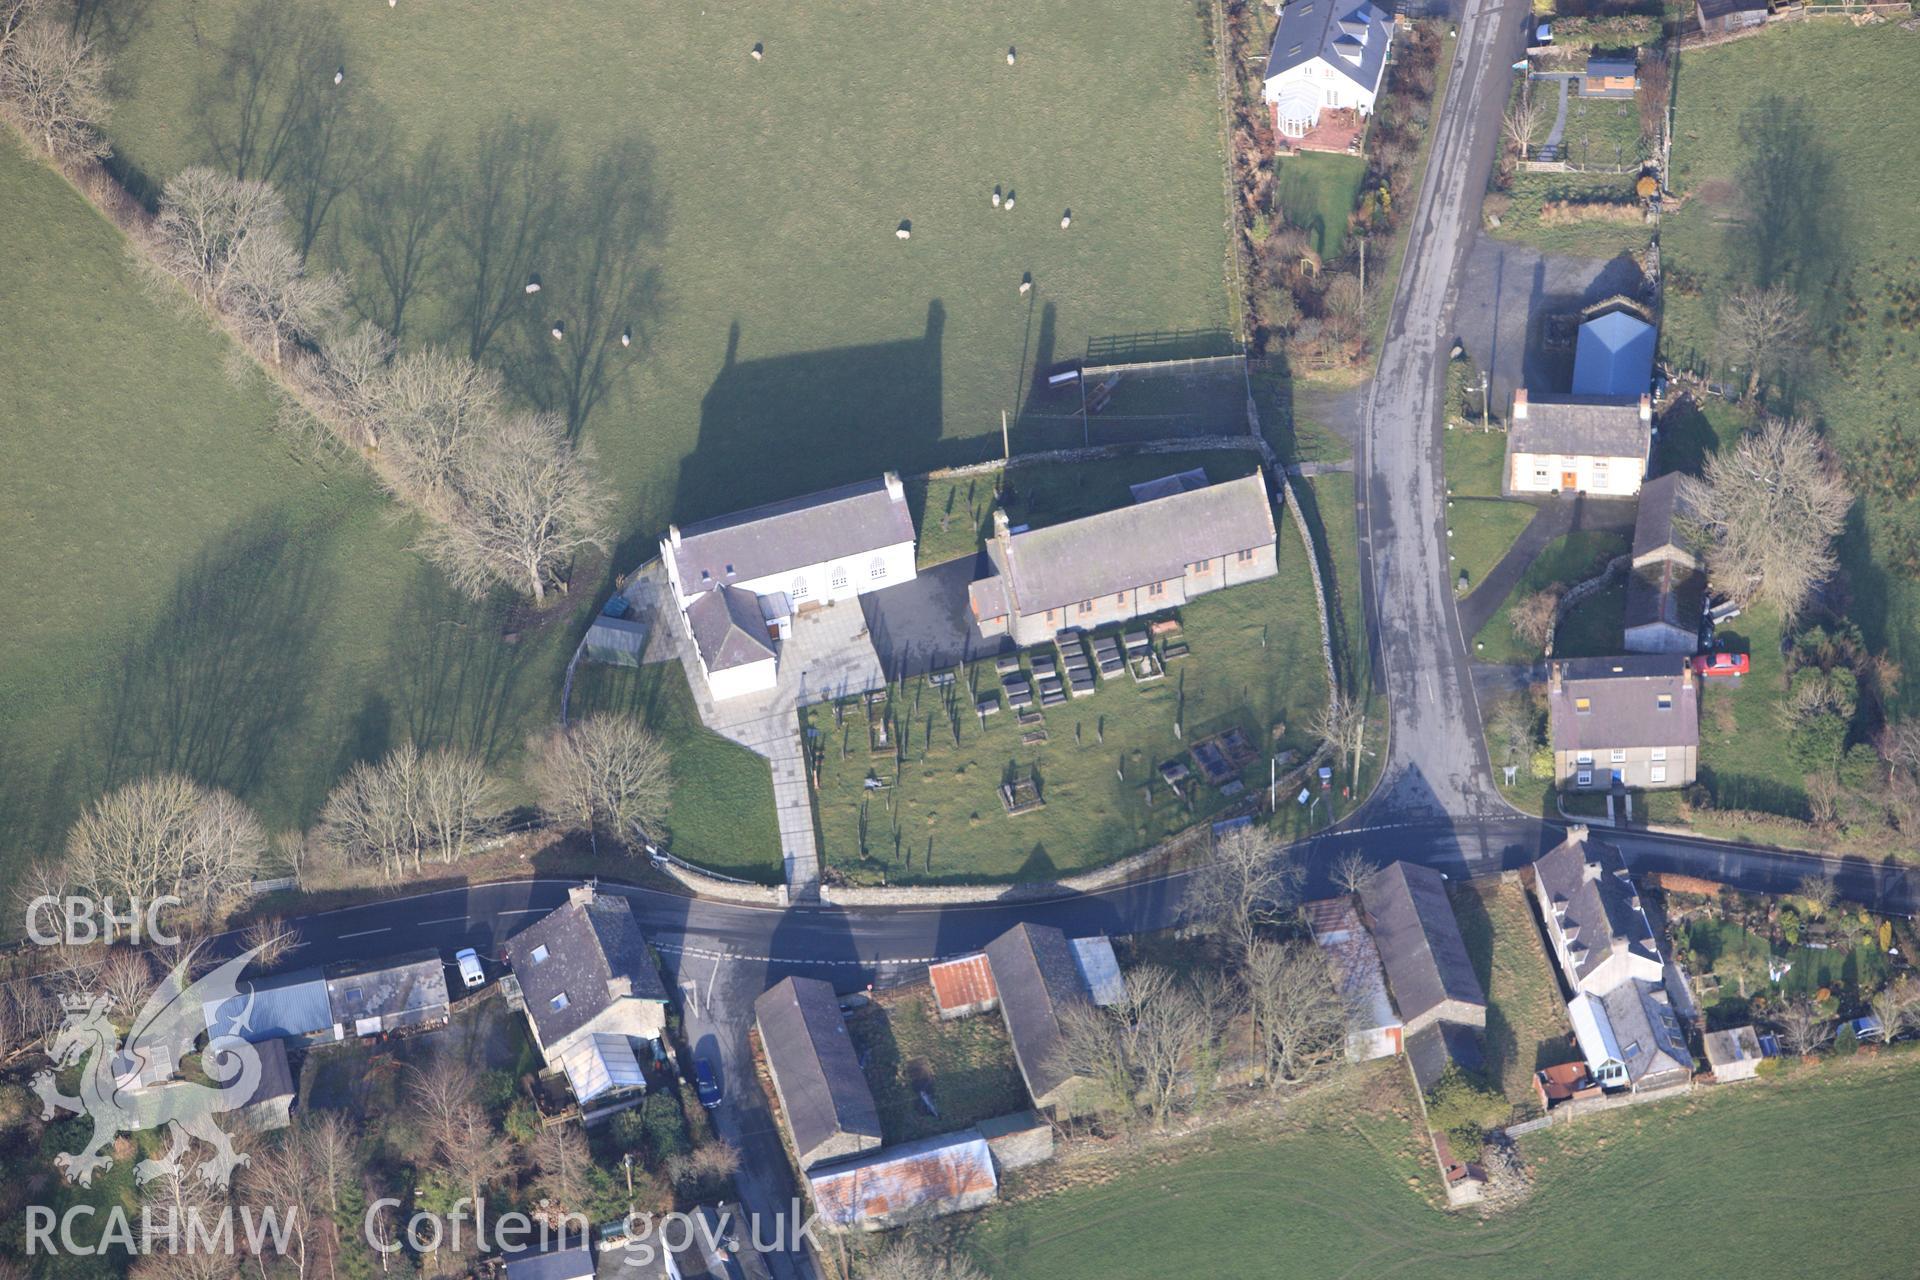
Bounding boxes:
[338,927,390,940]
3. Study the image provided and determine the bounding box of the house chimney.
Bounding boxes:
[1567,822,1589,844]
[1512,388,1529,421]
[1638,394,1652,423]
[1610,935,1629,955]
[1682,660,1694,689]
[1582,860,1603,884]
[667,524,682,549]
[884,470,905,503]
[993,508,1011,540]
[1548,660,1562,696]
[605,975,633,999]
[568,882,596,908]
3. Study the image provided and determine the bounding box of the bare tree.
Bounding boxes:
[1330,851,1377,898]
[1637,49,1670,150]
[423,410,610,604]
[1679,418,1851,622]
[1119,966,1213,1129]
[0,16,109,163]
[241,1136,317,1280]
[530,1124,592,1210]
[1311,692,1368,790]
[1244,938,1347,1086]
[1798,872,1838,920]
[152,168,288,305]
[417,747,499,862]
[98,947,156,1020]
[370,347,503,497]
[408,1054,474,1158]
[442,1102,513,1212]
[313,318,393,448]
[1869,977,1916,1043]
[1319,273,1368,353]
[66,775,266,923]
[0,0,42,64]
[318,751,414,880]
[1509,588,1561,651]
[531,713,672,848]
[859,1242,989,1280]
[1776,994,1833,1057]
[1502,90,1539,163]
[1186,824,1303,962]
[318,742,499,877]
[134,1168,241,1280]
[225,223,343,365]
[1486,693,1540,772]
[241,915,301,967]
[1716,284,1810,402]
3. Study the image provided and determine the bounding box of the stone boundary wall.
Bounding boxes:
[1503,1078,1693,1135]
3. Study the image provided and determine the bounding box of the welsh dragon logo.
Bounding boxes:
[33,947,267,1188]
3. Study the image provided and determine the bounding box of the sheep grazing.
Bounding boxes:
[332,66,344,85]
[388,0,395,8]
[1003,193,1014,212]
[620,328,632,348]
[1019,273,1032,295]
[525,276,541,294]
[991,186,1001,208]
[896,221,912,240]
[1060,210,1071,229]
[551,322,565,341]
[750,42,763,60]
[1007,46,1016,65]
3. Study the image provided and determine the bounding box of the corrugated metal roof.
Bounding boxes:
[1069,936,1125,1007]
[928,954,998,1013]
[203,968,332,1042]
[807,1130,998,1227]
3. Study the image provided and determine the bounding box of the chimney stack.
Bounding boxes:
[884,470,905,503]
[667,524,682,549]
[1639,394,1652,423]
[568,882,597,908]
[1567,822,1589,845]
[1512,388,1529,421]
[993,509,1011,539]
[1549,660,1563,696]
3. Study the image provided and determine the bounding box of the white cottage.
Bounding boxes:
[1262,0,1395,139]
[662,473,917,699]
[1502,390,1652,498]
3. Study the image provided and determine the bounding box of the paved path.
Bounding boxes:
[1353,0,1527,824]
[1455,493,1637,637]
[1539,75,1571,158]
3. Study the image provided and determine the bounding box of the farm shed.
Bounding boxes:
[807,1130,999,1231]
[754,976,883,1169]
[928,954,999,1019]
[584,614,650,667]
[1704,1025,1763,1083]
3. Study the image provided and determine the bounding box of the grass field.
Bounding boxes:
[1452,881,1578,1112]
[1447,500,1535,599]
[565,661,782,881]
[0,135,575,895]
[967,1051,1920,1278]
[100,0,1231,521]
[846,989,1027,1146]
[1472,530,1629,664]
[1487,172,1649,258]
[1444,425,1507,499]
[1272,152,1366,260]
[1663,26,1920,710]
[805,508,1327,883]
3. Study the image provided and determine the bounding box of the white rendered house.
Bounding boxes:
[662,473,917,699]
[1262,0,1394,138]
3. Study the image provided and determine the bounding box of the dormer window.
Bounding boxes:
[700,570,711,583]
[725,563,735,576]
[549,992,569,1012]
[1574,697,1592,714]
[1657,694,1673,709]
[531,945,549,964]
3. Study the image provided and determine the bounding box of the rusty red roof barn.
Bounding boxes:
[806,1130,998,1231]
[928,954,999,1018]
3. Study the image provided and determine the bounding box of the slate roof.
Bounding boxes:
[503,1243,595,1280]
[984,923,1090,1103]
[1548,656,1699,752]
[1624,559,1705,639]
[1600,978,1693,1084]
[507,892,669,1048]
[242,1036,296,1109]
[1630,473,1695,566]
[807,1130,998,1228]
[1697,0,1767,18]
[1406,1021,1486,1093]
[1571,309,1656,398]
[1533,829,1664,987]
[1359,862,1486,1026]
[1128,468,1209,504]
[1510,394,1651,460]
[203,968,332,1042]
[1584,56,1637,78]
[993,473,1274,615]
[668,474,915,591]
[686,583,776,672]
[753,977,882,1163]
[1265,0,1392,92]
[324,951,449,1028]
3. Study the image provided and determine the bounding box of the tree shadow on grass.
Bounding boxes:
[383,568,535,766]
[102,505,336,800]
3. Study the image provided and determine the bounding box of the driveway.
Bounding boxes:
[1452,239,1648,409]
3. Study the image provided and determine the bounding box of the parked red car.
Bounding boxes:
[1692,652,1749,677]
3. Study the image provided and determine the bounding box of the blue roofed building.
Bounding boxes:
[202,968,333,1043]
[1571,306,1657,398]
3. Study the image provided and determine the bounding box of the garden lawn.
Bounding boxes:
[805,513,1327,883]
[968,1051,1920,1279]
[1551,577,1625,658]
[0,136,573,901]
[1545,92,1642,172]
[1451,881,1578,1113]
[1685,915,1891,1027]
[845,990,1027,1146]
[1692,605,1808,821]
[564,661,783,881]
[1272,152,1366,260]
[1663,26,1920,710]
[1446,500,1534,599]
[1472,529,1629,664]
[100,0,1231,528]
[1444,424,1506,498]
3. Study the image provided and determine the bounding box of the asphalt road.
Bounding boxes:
[1354,0,1528,825]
